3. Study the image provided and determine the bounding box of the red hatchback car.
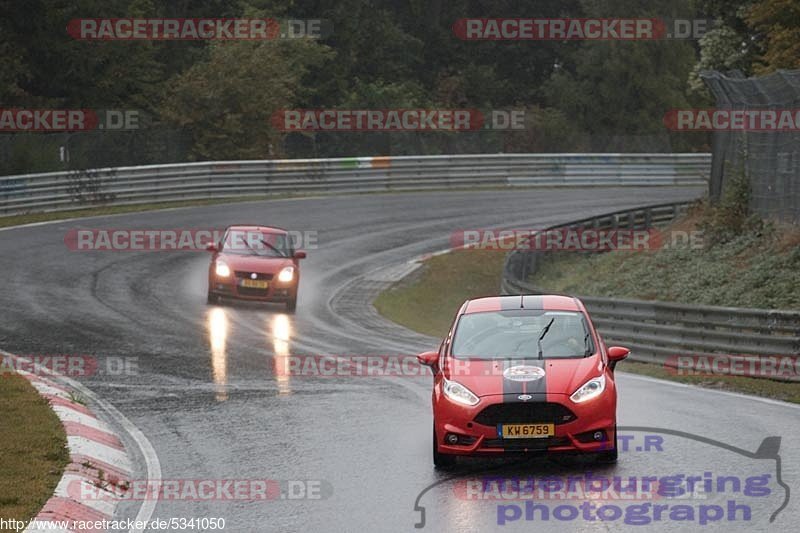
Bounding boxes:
[417,294,629,468]
[206,225,306,311]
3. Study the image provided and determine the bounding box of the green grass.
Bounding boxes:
[0,373,69,521]
[373,249,507,338]
[620,360,800,404]
[531,215,800,310]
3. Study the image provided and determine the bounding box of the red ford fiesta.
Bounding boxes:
[417,294,629,467]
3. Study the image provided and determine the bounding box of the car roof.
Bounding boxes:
[226,225,287,234]
[462,295,582,314]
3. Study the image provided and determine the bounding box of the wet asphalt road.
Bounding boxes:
[2,187,799,532]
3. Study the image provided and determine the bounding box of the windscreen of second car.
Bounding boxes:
[451,309,594,359]
[222,230,293,257]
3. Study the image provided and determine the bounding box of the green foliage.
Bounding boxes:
[533,226,800,309]
[688,26,757,95]
[746,0,800,72]
[160,38,331,159]
[532,206,799,310]
[542,0,700,151]
[700,170,766,244]
[2,0,793,166]
[692,0,800,80]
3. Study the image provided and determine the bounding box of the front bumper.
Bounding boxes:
[210,278,296,302]
[434,393,616,456]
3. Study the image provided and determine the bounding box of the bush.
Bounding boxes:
[700,170,767,245]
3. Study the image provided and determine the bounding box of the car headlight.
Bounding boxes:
[570,375,606,403]
[443,378,479,406]
[277,266,295,283]
[215,261,231,277]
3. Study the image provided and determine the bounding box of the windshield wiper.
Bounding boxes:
[239,236,264,256]
[259,239,288,257]
[537,318,555,360]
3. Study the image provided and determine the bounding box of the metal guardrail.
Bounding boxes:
[501,203,800,382]
[502,201,692,288]
[0,153,710,216]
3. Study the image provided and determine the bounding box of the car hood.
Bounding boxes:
[444,354,603,397]
[217,253,294,273]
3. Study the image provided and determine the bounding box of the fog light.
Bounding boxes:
[593,431,605,441]
[446,433,459,445]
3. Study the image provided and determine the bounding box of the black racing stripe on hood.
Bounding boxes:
[503,359,547,401]
[525,359,547,398]
[502,359,525,397]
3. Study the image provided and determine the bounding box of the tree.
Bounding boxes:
[747,0,800,72]
[160,38,331,159]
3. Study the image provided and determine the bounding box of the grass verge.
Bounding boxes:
[0,373,69,520]
[373,248,800,404]
[373,249,506,338]
[531,213,800,309]
[620,360,800,404]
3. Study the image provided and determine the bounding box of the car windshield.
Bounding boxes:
[451,309,594,360]
[222,230,292,257]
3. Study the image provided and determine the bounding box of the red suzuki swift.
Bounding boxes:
[417,294,629,468]
[206,225,306,311]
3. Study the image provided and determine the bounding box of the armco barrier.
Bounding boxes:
[501,203,800,381]
[0,153,709,215]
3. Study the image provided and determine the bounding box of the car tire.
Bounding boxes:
[207,291,220,304]
[285,297,297,312]
[595,425,618,464]
[433,425,456,469]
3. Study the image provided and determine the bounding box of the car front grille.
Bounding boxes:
[482,436,570,451]
[234,271,274,280]
[474,402,576,426]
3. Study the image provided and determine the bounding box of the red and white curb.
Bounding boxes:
[2,354,132,532]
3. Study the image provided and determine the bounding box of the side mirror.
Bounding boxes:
[206,243,218,253]
[294,250,307,259]
[416,351,439,367]
[607,346,630,362]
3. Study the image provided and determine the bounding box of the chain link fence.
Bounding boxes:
[701,69,800,223]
